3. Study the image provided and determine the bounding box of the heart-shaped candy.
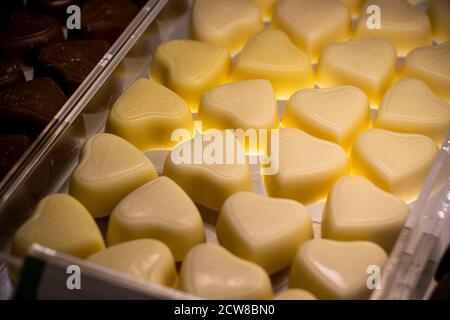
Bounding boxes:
[403,41,450,102]
[273,0,351,63]
[12,194,105,259]
[282,86,371,151]
[87,239,177,288]
[356,0,432,56]
[163,132,253,211]
[317,38,397,106]
[322,175,409,252]
[69,133,157,218]
[198,79,279,131]
[180,243,273,299]
[190,0,263,55]
[351,128,438,201]
[263,128,349,204]
[289,239,387,299]
[232,29,314,99]
[107,78,194,151]
[150,40,231,112]
[375,78,450,144]
[107,177,205,261]
[216,192,313,274]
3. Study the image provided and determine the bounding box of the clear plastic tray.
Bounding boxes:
[0,0,449,300]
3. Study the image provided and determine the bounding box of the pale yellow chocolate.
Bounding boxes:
[232,29,314,100]
[355,0,432,56]
[273,0,352,63]
[282,86,371,151]
[69,133,158,218]
[87,239,177,288]
[107,78,194,151]
[351,128,438,201]
[107,177,205,261]
[289,239,387,300]
[180,243,273,299]
[427,0,450,43]
[197,79,279,154]
[163,132,253,211]
[402,41,450,103]
[322,176,409,252]
[251,0,278,21]
[216,192,313,274]
[374,78,450,145]
[190,0,263,56]
[264,128,349,204]
[150,40,231,112]
[12,194,105,259]
[317,38,397,106]
[274,289,317,300]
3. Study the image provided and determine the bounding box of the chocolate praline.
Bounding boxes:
[0,10,64,63]
[27,0,85,21]
[36,40,110,94]
[68,0,139,44]
[0,58,25,91]
[0,77,67,138]
[0,134,31,180]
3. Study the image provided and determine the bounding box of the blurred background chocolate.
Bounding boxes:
[0,77,67,138]
[0,58,25,91]
[36,40,109,95]
[68,0,139,44]
[0,10,64,63]
[0,134,31,180]
[27,0,85,21]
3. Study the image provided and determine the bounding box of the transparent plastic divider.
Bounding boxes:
[371,131,450,300]
[17,244,199,300]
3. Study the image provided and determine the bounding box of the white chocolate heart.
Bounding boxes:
[375,78,450,144]
[12,194,105,259]
[107,78,194,151]
[232,29,314,99]
[322,175,409,252]
[216,192,313,274]
[351,128,438,201]
[263,128,349,204]
[317,38,397,106]
[107,177,205,261]
[180,243,273,299]
[163,132,253,211]
[87,239,177,288]
[198,80,278,130]
[273,0,352,63]
[356,0,432,56]
[289,239,387,300]
[150,40,231,112]
[69,133,157,218]
[402,41,450,102]
[282,86,371,151]
[190,0,263,55]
